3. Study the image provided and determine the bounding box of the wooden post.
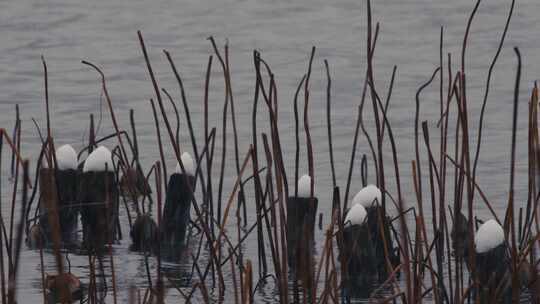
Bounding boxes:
[341,224,377,298]
[475,244,511,302]
[161,173,196,252]
[286,196,318,268]
[364,205,398,278]
[38,168,78,245]
[78,171,118,250]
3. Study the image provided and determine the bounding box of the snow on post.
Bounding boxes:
[42,144,78,170]
[473,219,509,298]
[344,203,367,228]
[163,152,197,249]
[474,219,505,254]
[83,146,114,172]
[352,184,381,208]
[286,173,318,268]
[345,184,397,280]
[175,152,195,176]
[79,146,118,248]
[341,198,377,284]
[297,174,312,198]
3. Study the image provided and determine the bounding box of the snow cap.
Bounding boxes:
[55,144,78,170]
[82,146,114,172]
[344,204,367,227]
[175,152,195,176]
[297,174,312,198]
[42,144,78,170]
[352,184,381,208]
[474,219,505,253]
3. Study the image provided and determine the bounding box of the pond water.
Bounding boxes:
[0,0,539,302]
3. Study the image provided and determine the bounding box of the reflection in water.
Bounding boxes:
[161,261,192,290]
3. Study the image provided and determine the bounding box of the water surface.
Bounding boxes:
[0,0,539,302]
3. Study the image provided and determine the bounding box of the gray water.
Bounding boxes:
[0,0,539,302]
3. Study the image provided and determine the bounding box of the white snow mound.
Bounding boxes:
[474,219,505,253]
[352,184,381,208]
[175,152,195,176]
[297,174,312,198]
[83,146,114,172]
[344,204,367,227]
[55,144,78,170]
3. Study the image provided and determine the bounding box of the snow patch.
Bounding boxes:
[175,152,195,176]
[474,219,505,254]
[352,184,381,208]
[297,174,312,198]
[344,204,367,227]
[83,146,114,172]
